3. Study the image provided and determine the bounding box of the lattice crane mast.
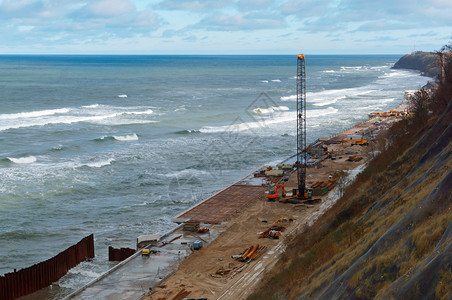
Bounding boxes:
[296,54,309,199]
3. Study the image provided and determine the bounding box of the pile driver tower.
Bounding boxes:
[296,54,308,199]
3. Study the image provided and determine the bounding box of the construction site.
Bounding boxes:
[10,54,417,300]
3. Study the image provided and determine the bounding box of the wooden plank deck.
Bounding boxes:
[172,185,267,224]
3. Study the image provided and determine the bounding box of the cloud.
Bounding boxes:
[82,0,136,17]
[354,21,414,32]
[157,0,235,12]
[192,12,286,31]
[283,0,452,33]
[0,0,162,48]
[237,0,276,12]
[408,31,438,38]
[280,0,332,17]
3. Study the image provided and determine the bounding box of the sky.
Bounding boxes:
[0,0,451,54]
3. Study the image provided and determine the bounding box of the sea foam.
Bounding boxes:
[0,108,70,120]
[81,104,100,108]
[83,158,115,168]
[252,106,289,115]
[113,133,139,141]
[7,156,37,164]
[280,95,297,101]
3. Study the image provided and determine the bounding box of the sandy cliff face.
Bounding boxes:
[311,101,452,299]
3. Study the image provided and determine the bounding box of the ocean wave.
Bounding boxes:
[261,80,269,83]
[117,94,128,98]
[122,109,153,115]
[271,79,281,82]
[175,106,186,112]
[323,70,336,73]
[199,112,295,133]
[312,96,346,107]
[51,144,64,151]
[0,108,70,120]
[252,106,290,115]
[81,104,100,108]
[199,107,338,133]
[378,70,414,78]
[0,109,157,131]
[174,129,201,134]
[165,169,209,178]
[309,107,338,118]
[113,133,138,141]
[82,158,115,168]
[6,156,37,164]
[280,95,297,101]
[95,135,115,142]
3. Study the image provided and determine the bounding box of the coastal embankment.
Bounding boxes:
[248,49,452,299]
[145,107,409,299]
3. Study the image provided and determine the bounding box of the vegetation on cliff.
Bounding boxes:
[392,51,441,77]
[249,45,452,300]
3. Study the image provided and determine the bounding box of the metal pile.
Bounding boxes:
[233,244,267,263]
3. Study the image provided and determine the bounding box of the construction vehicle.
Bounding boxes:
[266,184,285,200]
[341,138,368,146]
[265,54,312,203]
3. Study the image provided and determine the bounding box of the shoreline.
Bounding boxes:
[60,93,418,300]
[143,106,408,299]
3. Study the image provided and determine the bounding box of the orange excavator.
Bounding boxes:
[266,184,285,200]
[341,138,368,146]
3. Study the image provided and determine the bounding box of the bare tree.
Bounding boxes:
[409,89,430,126]
[335,170,349,199]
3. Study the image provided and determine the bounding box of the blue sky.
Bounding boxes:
[0,0,451,54]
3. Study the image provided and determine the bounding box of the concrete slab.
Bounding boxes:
[66,228,223,300]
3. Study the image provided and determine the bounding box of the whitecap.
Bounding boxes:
[261,80,269,83]
[165,169,209,178]
[280,95,297,101]
[83,158,115,168]
[312,96,345,107]
[175,106,186,112]
[122,109,153,115]
[0,108,70,120]
[113,133,138,141]
[117,94,128,98]
[308,107,339,118]
[7,156,37,164]
[200,111,296,133]
[252,106,290,115]
[81,104,100,108]
[271,79,281,82]
[66,266,101,278]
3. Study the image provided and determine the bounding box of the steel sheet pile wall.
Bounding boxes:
[0,234,94,300]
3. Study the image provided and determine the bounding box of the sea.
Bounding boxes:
[0,55,430,298]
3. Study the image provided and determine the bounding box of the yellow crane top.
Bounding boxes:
[298,54,305,59]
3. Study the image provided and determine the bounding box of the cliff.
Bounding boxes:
[249,54,452,299]
[392,51,441,78]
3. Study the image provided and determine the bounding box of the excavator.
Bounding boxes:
[266,184,285,201]
[341,138,368,146]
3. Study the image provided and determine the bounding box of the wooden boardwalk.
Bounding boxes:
[172,185,266,224]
